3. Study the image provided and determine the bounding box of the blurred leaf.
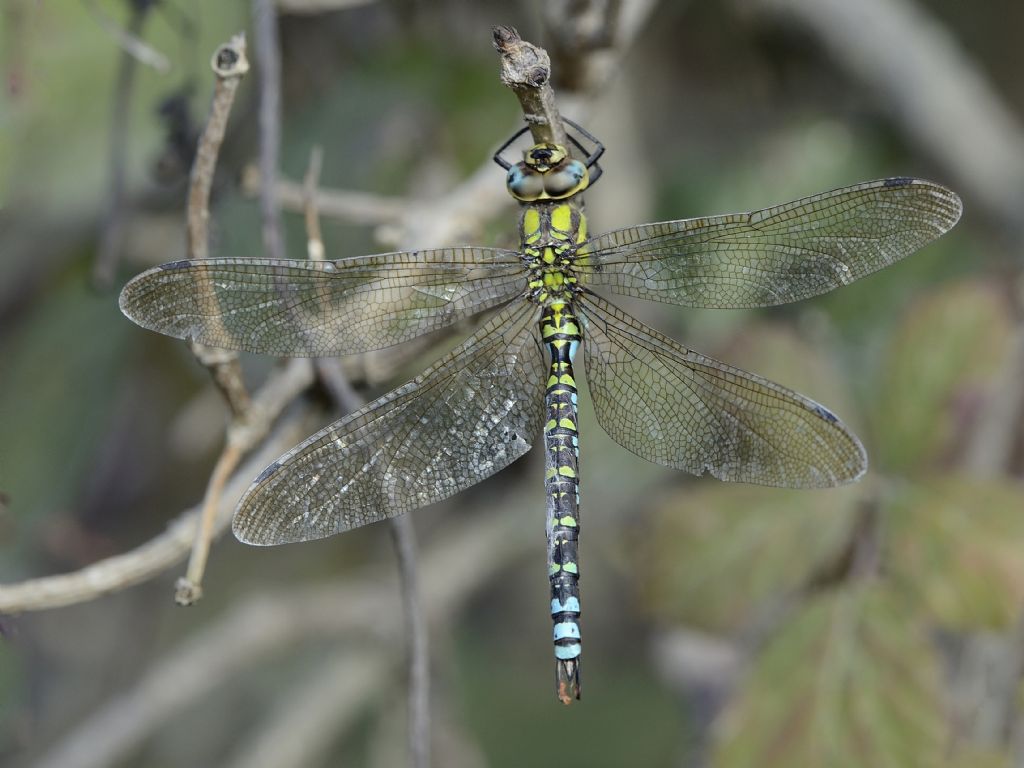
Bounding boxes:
[722,322,859,429]
[713,586,945,768]
[636,482,859,631]
[942,750,1010,768]
[888,476,1024,629]
[0,260,130,564]
[632,325,862,631]
[872,280,1012,474]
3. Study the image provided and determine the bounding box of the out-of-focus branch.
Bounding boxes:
[298,143,430,768]
[747,0,1024,229]
[543,0,623,92]
[93,1,153,289]
[242,166,407,225]
[276,0,377,14]
[175,358,317,605]
[0,361,312,614]
[389,514,429,768]
[543,0,659,100]
[82,0,170,73]
[964,322,1024,477]
[222,650,388,768]
[253,0,286,261]
[33,511,531,768]
[173,33,259,603]
[302,145,325,260]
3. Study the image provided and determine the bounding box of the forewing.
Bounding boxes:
[577,292,865,488]
[233,300,545,545]
[577,178,961,308]
[119,247,525,355]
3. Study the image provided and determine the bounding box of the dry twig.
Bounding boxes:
[747,0,1024,229]
[0,377,311,614]
[298,142,431,767]
[186,34,252,416]
[173,33,256,603]
[253,0,286,261]
[276,0,378,14]
[93,1,155,289]
[34,511,531,768]
[223,650,388,768]
[243,164,407,225]
[493,25,567,147]
[82,0,170,73]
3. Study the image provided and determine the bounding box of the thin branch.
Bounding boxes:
[92,2,150,289]
[253,0,286,260]
[389,515,430,768]
[302,145,325,260]
[301,148,364,414]
[543,0,623,91]
[492,25,567,146]
[300,143,430,767]
[276,0,378,14]
[81,0,170,73]
[187,34,249,260]
[34,511,531,768]
[964,322,1024,476]
[747,0,1024,229]
[222,650,388,768]
[0,359,315,614]
[175,441,243,604]
[172,33,258,602]
[542,0,659,97]
[242,167,408,226]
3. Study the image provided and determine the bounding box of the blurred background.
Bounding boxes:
[2,0,1023,766]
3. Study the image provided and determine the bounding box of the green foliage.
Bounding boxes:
[713,586,946,768]
[889,477,1024,629]
[633,276,1024,765]
[639,483,859,631]
[636,324,860,631]
[872,281,1012,474]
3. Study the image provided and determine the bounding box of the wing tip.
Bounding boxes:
[806,400,869,488]
[830,421,869,488]
[118,260,192,331]
[232,499,284,547]
[883,176,964,231]
[159,259,193,271]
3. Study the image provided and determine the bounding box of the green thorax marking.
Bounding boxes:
[521,201,588,307]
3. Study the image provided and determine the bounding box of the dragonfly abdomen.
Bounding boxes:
[542,301,583,704]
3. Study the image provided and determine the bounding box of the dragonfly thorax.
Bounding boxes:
[521,200,588,306]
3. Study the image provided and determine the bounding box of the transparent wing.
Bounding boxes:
[577,292,865,488]
[233,300,545,545]
[577,178,961,308]
[119,247,525,356]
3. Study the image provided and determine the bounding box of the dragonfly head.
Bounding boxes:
[506,142,590,202]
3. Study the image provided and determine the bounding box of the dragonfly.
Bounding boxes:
[119,120,961,704]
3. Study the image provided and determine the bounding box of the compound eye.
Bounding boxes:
[507,163,544,201]
[543,159,588,198]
